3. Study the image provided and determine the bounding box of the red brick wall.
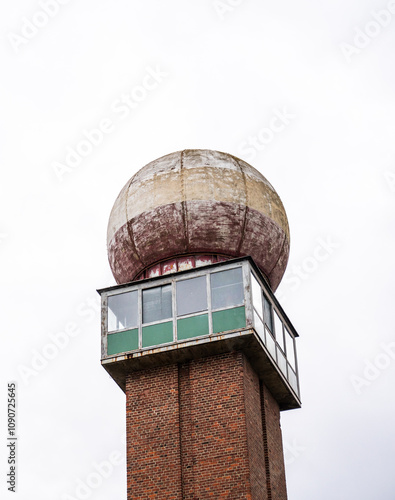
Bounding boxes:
[126,352,287,500]
[179,352,251,499]
[261,383,288,500]
[126,364,182,500]
[243,356,268,498]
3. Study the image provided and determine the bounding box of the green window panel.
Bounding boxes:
[212,306,246,334]
[177,314,209,341]
[107,328,138,356]
[142,321,173,348]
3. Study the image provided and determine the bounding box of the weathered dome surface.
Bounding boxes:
[107,149,290,290]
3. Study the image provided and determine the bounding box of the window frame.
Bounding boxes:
[249,269,300,397]
[100,258,300,399]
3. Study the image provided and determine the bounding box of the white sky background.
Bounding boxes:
[1,0,395,499]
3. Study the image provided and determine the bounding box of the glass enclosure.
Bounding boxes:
[250,270,299,396]
[100,258,300,398]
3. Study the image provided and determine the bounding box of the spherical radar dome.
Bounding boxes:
[107,149,290,291]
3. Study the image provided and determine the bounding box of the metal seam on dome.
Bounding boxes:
[125,172,145,268]
[236,158,249,256]
[180,150,189,253]
[267,230,287,278]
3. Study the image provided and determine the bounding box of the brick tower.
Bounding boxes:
[98,150,301,499]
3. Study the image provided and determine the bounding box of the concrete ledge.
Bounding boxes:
[101,328,301,411]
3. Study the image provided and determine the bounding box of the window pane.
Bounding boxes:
[277,348,287,376]
[108,291,138,332]
[285,327,296,369]
[263,295,273,332]
[251,274,263,319]
[274,310,285,351]
[177,276,207,316]
[265,326,276,360]
[288,367,299,395]
[143,285,172,324]
[211,268,244,310]
[254,311,265,344]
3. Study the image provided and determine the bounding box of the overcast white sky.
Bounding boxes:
[1,1,395,499]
